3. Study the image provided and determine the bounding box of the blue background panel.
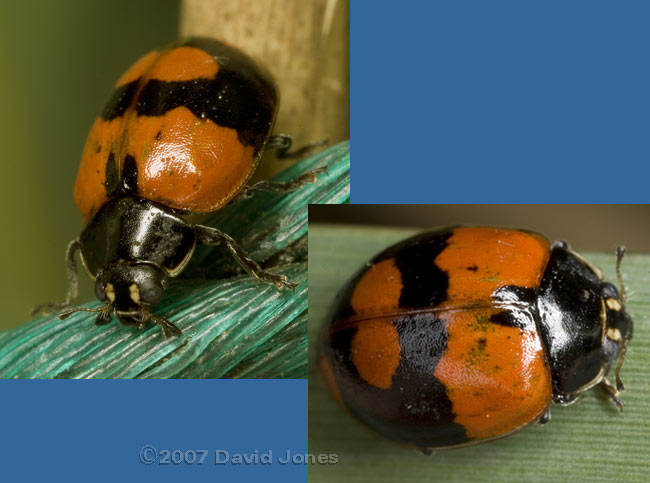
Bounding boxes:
[0,380,307,482]
[351,1,650,203]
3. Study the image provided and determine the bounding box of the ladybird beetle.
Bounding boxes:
[319,227,633,452]
[34,37,324,337]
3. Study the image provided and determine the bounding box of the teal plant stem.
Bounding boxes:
[0,141,350,379]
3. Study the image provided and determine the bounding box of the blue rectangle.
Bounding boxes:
[0,380,307,482]
[351,0,650,203]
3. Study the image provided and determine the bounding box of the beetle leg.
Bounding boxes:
[230,167,328,204]
[266,134,328,159]
[148,313,182,339]
[31,239,81,315]
[537,408,551,424]
[137,306,182,338]
[95,308,113,326]
[195,225,296,290]
[600,378,624,411]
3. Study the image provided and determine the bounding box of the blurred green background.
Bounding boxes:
[0,0,180,331]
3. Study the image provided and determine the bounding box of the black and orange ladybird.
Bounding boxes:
[319,227,633,452]
[35,37,324,337]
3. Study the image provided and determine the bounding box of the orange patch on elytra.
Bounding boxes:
[350,259,403,316]
[74,105,257,219]
[74,117,124,221]
[435,227,550,306]
[434,307,552,440]
[126,106,255,212]
[351,318,401,389]
[147,46,218,81]
[116,51,159,86]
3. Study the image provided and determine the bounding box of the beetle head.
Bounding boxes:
[59,261,181,338]
[94,262,166,314]
[601,247,633,392]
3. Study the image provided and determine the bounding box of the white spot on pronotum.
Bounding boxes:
[606,298,622,311]
[607,327,622,342]
[129,283,141,304]
[105,283,116,302]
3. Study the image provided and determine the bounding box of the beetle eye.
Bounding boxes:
[140,282,164,304]
[601,282,619,300]
[94,282,108,302]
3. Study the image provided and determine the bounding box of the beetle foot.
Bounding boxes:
[148,313,182,339]
[32,239,81,317]
[600,378,624,411]
[267,134,328,159]
[537,408,551,425]
[231,166,328,204]
[94,309,113,326]
[255,271,297,291]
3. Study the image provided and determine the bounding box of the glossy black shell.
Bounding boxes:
[538,242,630,402]
[79,195,196,278]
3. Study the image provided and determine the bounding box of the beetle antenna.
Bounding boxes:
[612,246,628,392]
[58,305,109,320]
[615,246,627,306]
